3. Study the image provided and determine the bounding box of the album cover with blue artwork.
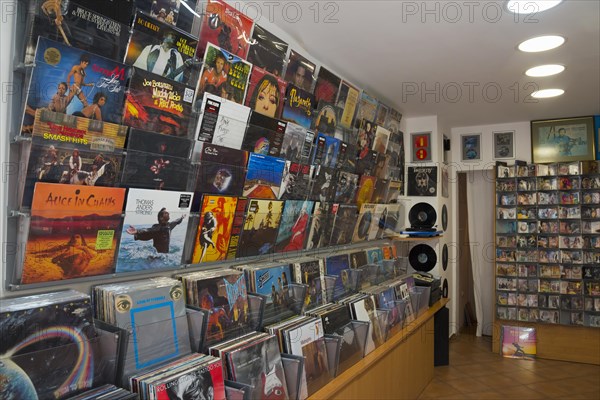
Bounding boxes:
[243,153,286,199]
[21,37,130,134]
[312,133,341,168]
[281,84,315,130]
[325,254,351,301]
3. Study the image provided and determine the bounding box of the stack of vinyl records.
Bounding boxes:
[265,315,330,398]
[291,258,327,311]
[66,384,136,399]
[177,269,250,348]
[339,293,385,354]
[128,354,224,400]
[209,333,288,399]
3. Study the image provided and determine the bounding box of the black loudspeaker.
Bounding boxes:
[434,306,450,366]
[443,137,451,151]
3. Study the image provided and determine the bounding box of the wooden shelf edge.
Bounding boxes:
[308,298,450,399]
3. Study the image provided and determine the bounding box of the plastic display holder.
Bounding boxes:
[224,379,251,400]
[381,259,397,280]
[324,334,342,378]
[0,325,121,399]
[185,306,208,353]
[108,314,193,388]
[385,299,408,337]
[323,275,338,303]
[374,308,391,344]
[281,353,305,400]
[334,320,369,375]
[257,283,307,328]
[323,268,362,302]
[247,293,266,331]
[410,286,431,316]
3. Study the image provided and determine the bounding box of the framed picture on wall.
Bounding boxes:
[493,131,515,159]
[531,116,596,163]
[461,133,481,161]
[411,132,432,162]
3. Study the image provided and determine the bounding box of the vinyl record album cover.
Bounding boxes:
[312,133,341,169]
[355,92,378,125]
[336,80,359,129]
[305,202,335,250]
[372,125,390,154]
[192,195,238,263]
[194,144,248,207]
[334,171,359,204]
[245,66,286,119]
[242,112,287,157]
[21,109,126,208]
[0,291,98,399]
[280,122,311,164]
[278,161,313,200]
[375,102,389,126]
[248,264,294,324]
[226,197,249,260]
[134,0,200,33]
[293,260,325,310]
[325,254,351,300]
[372,178,390,204]
[337,141,357,173]
[196,92,251,148]
[312,101,338,136]
[125,12,199,85]
[330,204,358,246]
[386,131,405,184]
[407,166,438,196]
[197,43,252,105]
[284,50,316,93]
[21,183,126,284]
[237,199,283,257]
[355,175,376,208]
[121,128,193,191]
[309,166,335,202]
[314,66,341,104]
[22,37,130,134]
[501,325,536,359]
[274,200,315,252]
[247,24,288,77]
[243,153,285,199]
[197,0,253,59]
[282,84,315,130]
[116,188,192,272]
[23,0,130,64]
[123,68,195,136]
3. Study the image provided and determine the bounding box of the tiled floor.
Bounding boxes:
[418,333,600,399]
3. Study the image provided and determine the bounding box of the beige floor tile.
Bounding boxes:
[417,379,462,399]
[497,385,548,399]
[445,377,493,393]
[463,391,506,399]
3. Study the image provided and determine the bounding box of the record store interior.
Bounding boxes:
[1,0,600,399]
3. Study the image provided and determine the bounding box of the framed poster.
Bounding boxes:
[411,132,432,162]
[461,133,481,161]
[493,131,515,159]
[531,116,595,163]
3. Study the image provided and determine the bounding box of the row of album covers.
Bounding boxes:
[495,161,600,328]
[16,183,405,285]
[1,244,428,400]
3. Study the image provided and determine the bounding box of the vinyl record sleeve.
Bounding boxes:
[330,204,358,246]
[242,112,287,157]
[336,80,359,129]
[245,66,286,119]
[196,0,253,59]
[21,37,130,134]
[135,0,200,33]
[21,109,127,208]
[293,260,326,310]
[121,128,193,191]
[226,197,248,260]
[284,50,316,93]
[237,199,284,257]
[21,183,126,284]
[355,92,378,125]
[196,92,251,149]
[23,0,130,65]
[125,12,199,85]
[407,166,438,196]
[334,170,359,204]
[274,200,315,252]
[196,43,253,105]
[313,67,341,104]
[278,161,313,201]
[116,188,192,272]
[123,68,195,136]
[312,133,341,169]
[309,166,335,202]
[246,263,295,325]
[280,122,309,164]
[243,153,285,199]
[281,84,315,130]
[325,254,351,300]
[192,195,238,263]
[247,24,288,77]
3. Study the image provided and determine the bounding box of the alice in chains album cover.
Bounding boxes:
[197,43,252,105]
[192,195,238,263]
[123,68,195,136]
[24,0,130,64]
[243,153,285,199]
[247,24,289,77]
[116,188,192,273]
[121,129,193,192]
[196,0,253,59]
[125,12,198,85]
[237,199,283,257]
[21,183,126,284]
[22,37,130,134]
[407,166,438,196]
[0,291,98,399]
[274,200,315,252]
[21,109,126,208]
[281,84,315,130]
[244,66,286,119]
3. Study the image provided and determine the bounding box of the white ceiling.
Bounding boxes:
[265,0,600,128]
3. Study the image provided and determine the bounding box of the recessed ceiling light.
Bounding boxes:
[525,64,565,77]
[518,35,565,52]
[531,88,564,98]
[507,1,562,14]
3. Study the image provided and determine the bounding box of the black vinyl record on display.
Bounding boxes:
[442,279,449,298]
[442,244,448,271]
[409,202,437,229]
[442,204,448,231]
[409,244,437,272]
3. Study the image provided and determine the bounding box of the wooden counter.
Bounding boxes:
[309,298,450,400]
